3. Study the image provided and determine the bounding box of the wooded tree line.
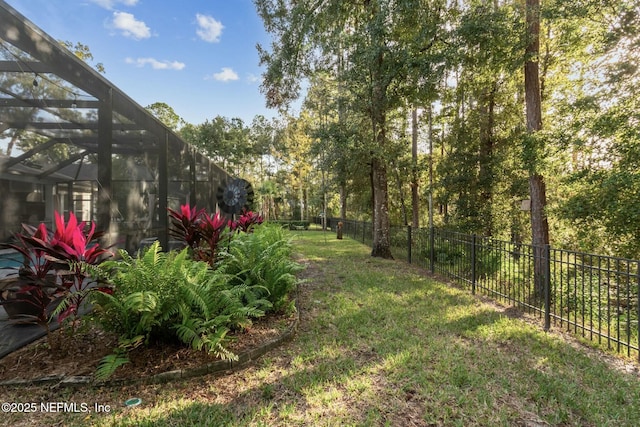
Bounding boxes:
[167,1,639,260]
[235,0,640,260]
[3,3,637,260]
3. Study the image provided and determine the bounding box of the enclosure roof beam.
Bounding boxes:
[0,0,234,191]
[37,150,88,178]
[1,121,145,131]
[0,86,97,131]
[0,4,110,98]
[0,60,54,74]
[0,1,182,146]
[3,137,60,167]
[0,98,99,108]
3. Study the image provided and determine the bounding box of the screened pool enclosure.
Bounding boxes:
[0,1,236,253]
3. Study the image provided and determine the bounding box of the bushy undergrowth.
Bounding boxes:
[89,213,300,380]
[219,224,302,313]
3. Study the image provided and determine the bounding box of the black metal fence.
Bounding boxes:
[318,218,640,361]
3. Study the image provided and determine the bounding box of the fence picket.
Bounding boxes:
[313,217,640,360]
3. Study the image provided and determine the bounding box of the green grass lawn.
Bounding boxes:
[3,231,640,426]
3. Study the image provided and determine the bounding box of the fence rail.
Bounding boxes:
[317,218,640,360]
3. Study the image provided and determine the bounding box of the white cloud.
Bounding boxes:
[92,0,138,10]
[196,13,224,43]
[126,57,185,70]
[208,67,239,82]
[112,11,151,40]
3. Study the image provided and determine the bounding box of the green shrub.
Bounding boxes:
[91,241,270,379]
[475,248,502,278]
[435,245,465,265]
[219,224,302,313]
[390,228,408,248]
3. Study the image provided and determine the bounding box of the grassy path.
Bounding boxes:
[3,231,640,426]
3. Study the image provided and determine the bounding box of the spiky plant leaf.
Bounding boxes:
[95,353,130,381]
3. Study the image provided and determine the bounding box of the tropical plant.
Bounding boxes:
[199,210,228,263]
[168,204,231,265]
[219,224,302,313]
[167,204,206,252]
[92,241,270,379]
[46,212,113,326]
[0,211,112,335]
[0,223,65,333]
[169,204,265,266]
[229,209,264,234]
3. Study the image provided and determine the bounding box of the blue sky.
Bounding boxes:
[6,0,277,126]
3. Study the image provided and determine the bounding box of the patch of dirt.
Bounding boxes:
[0,312,296,383]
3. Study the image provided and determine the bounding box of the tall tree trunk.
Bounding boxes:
[339,181,347,221]
[411,108,420,229]
[370,157,376,229]
[371,156,392,258]
[394,164,408,226]
[428,104,435,229]
[370,102,392,258]
[525,0,550,298]
[478,84,496,236]
[362,0,392,259]
[303,187,308,220]
[299,185,304,220]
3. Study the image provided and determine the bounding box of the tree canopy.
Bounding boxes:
[111,0,640,260]
[246,0,640,259]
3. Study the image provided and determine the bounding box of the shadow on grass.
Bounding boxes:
[107,351,393,426]
[85,233,640,427]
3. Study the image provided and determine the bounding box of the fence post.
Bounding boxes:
[544,244,551,331]
[637,262,640,362]
[430,226,435,274]
[362,221,366,243]
[471,234,477,295]
[407,225,412,264]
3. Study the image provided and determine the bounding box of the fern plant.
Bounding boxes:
[94,335,144,381]
[219,224,302,313]
[91,241,268,379]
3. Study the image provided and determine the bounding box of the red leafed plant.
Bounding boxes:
[199,211,228,264]
[167,204,206,251]
[169,205,230,266]
[230,210,264,234]
[168,205,264,266]
[0,211,113,337]
[1,222,66,330]
[48,211,113,326]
